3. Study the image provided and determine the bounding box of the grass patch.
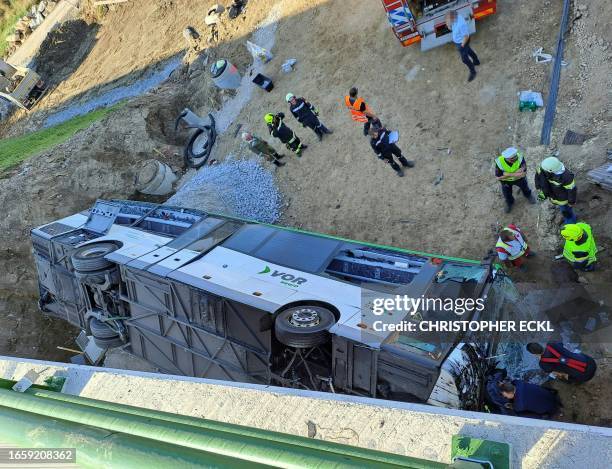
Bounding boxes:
[0,1,38,58]
[0,104,120,172]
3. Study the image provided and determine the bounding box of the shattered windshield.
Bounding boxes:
[375,262,492,362]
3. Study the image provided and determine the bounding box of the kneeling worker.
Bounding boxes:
[495,224,535,270]
[498,379,560,419]
[560,223,598,271]
[495,147,535,213]
[527,343,597,384]
[242,132,285,167]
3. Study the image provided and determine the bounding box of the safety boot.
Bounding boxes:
[391,162,404,177]
[399,156,414,168]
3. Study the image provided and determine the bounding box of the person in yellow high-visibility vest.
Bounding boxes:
[560,223,598,271]
[495,224,535,269]
[495,147,536,213]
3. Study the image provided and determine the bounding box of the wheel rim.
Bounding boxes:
[79,246,109,258]
[288,308,321,328]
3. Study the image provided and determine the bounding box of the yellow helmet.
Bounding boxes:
[264,113,274,124]
[561,224,583,241]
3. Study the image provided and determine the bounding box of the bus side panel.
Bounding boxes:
[122,266,272,383]
[332,336,378,397]
[376,346,439,402]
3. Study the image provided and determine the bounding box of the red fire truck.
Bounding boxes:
[381,0,497,51]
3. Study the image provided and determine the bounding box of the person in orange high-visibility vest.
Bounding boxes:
[344,87,380,136]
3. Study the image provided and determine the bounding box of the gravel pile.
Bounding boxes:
[168,158,282,223]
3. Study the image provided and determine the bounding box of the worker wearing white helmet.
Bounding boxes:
[241,131,285,167]
[494,146,536,213]
[286,92,332,141]
[535,156,577,225]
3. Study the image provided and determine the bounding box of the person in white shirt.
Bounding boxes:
[445,10,480,82]
[495,224,535,269]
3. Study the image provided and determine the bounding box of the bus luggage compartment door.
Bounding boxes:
[332,336,378,397]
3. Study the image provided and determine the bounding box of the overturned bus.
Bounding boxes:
[31,200,515,410]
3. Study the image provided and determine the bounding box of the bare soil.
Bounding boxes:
[0,0,609,426]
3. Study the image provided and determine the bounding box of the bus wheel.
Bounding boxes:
[71,242,119,272]
[275,306,335,348]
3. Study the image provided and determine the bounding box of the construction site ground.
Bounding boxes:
[0,0,610,427]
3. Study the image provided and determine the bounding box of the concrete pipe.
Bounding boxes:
[136,159,177,196]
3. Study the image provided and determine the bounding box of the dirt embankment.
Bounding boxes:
[35,19,99,88]
[0,0,274,359]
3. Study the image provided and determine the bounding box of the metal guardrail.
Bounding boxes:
[0,381,447,468]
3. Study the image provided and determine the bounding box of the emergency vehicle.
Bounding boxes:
[381,0,497,50]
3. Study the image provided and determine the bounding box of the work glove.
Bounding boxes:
[537,191,546,201]
[313,108,319,116]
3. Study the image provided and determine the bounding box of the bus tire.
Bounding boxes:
[275,306,335,348]
[71,242,119,272]
[89,317,119,338]
[93,335,125,349]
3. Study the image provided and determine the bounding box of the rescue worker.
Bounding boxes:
[344,87,379,136]
[495,224,535,270]
[369,127,414,177]
[264,113,307,156]
[498,379,560,419]
[286,93,332,141]
[527,343,597,384]
[495,147,536,213]
[535,156,577,225]
[560,223,598,271]
[242,132,285,167]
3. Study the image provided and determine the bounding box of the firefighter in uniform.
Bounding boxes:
[344,87,380,136]
[495,224,535,270]
[535,156,577,225]
[286,93,332,141]
[560,223,598,271]
[242,132,285,167]
[527,343,597,384]
[264,113,307,156]
[369,127,414,177]
[494,147,536,213]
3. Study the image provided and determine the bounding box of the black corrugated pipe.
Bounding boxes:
[540,0,572,145]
